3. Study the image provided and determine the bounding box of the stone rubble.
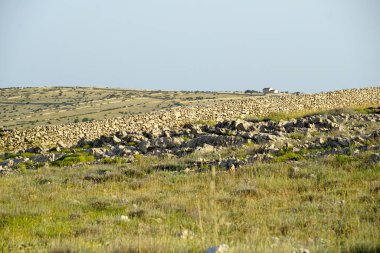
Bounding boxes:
[1,110,379,170]
[1,87,379,152]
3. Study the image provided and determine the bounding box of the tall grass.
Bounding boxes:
[0,153,379,252]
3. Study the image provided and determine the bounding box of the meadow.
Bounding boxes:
[0,150,379,252]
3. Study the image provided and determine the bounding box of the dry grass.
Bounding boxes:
[245,105,380,123]
[0,87,258,129]
[0,152,379,252]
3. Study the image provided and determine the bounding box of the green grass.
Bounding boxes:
[353,106,380,115]
[181,136,191,142]
[0,153,379,252]
[274,147,304,162]
[127,141,137,147]
[289,132,305,140]
[50,153,95,167]
[14,161,45,171]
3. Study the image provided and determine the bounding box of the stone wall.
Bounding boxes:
[1,87,379,152]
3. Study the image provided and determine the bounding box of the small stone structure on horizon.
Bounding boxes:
[263,87,279,94]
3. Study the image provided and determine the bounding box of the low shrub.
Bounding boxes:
[181,136,190,142]
[127,141,137,146]
[329,155,358,168]
[15,162,45,170]
[100,157,127,164]
[51,153,95,167]
[122,168,146,178]
[274,147,304,162]
[289,132,305,140]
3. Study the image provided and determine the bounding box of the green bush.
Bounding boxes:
[51,153,95,167]
[15,162,45,170]
[82,117,94,122]
[289,132,304,140]
[83,144,91,149]
[329,155,357,168]
[127,142,137,147]
[274,147,304,162]
[133,154,143,160]
[100,157,127,165]
[181,136,190,142]
[275,152,304,162]
[243,141,255,147]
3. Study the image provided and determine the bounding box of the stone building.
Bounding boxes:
[263,87,279,94]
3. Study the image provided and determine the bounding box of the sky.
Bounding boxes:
[0,0,379,93]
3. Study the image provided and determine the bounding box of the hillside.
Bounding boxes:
[0,87,379,153]
[0,87,259,129]
[0,87,379,253]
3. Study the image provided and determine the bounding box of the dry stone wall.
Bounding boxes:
[1,87,379,152]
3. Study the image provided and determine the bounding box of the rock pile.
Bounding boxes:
[1,111,379,170]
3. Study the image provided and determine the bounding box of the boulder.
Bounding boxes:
[194,144,215,154]
[233,119,252,131]
[369,153,380,164]
[91,148,109,158]
[136,140,150,153]
[29,154,56,163]
[184,123,203,135]
[370,130,380,140]
[185,135,245,149]
[150,137,183,149]
[112,135,122,144]
[56,141,67,148]
[205,244,229,253]
[253,133,281,144]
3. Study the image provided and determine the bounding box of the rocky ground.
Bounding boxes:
[1,91,379,253]
[1,87,379,152]
[2,107,379,173]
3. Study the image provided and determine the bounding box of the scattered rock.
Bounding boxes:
[119,215,130,222]
[233,119,252,131]
[369,153,380,164]
[112,135,122,144]
[205,244,229,253]
[194,144,215,154]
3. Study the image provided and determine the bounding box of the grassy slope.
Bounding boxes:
[0,154,379,253]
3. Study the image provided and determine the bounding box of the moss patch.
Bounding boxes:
[50,153,95,167]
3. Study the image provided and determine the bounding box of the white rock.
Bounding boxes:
[205,244,229,253]
[120,215,130,222]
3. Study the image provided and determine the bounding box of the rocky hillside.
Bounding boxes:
[1,106,380,172]
[1,87,379,153]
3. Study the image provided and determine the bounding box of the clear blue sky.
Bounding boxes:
[0,0,379,92]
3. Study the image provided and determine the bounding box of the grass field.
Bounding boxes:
[1,151,379,252]
[1,91,379,252]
